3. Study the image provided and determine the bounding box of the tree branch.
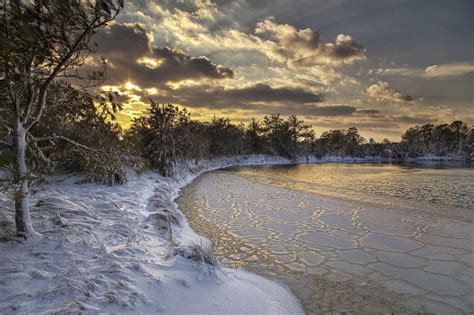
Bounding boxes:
[0,140,13,148]
[21,84,36,123]
[25,14,100,131]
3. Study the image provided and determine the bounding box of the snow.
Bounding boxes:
[0,155,303,314]
[1,153,467,313]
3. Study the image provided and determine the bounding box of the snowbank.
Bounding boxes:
[0,155,303,314]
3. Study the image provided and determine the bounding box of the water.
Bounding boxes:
[229,163,474,217]
[178,163,474,314]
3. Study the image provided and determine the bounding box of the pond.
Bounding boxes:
[177,163,474,314]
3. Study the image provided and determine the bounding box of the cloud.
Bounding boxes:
[220,83,323,103]
[424,63,474,78]
[255,18,366,66]
[93,23,233,86]
[254,104,382,117]
[119,2,366,68]
[101,79,396,121]
[100,81,326,117]
[289,34,366,67]
[94,22,151,59]
[92,22,363,121]
[299,104,357,116]
[355,109,382,115]
[101,3,368,121]
[165,83,324,109]
[106,0,474,141]
[366,81,414,103]
[150,47,234,80]
[377,62,474,79]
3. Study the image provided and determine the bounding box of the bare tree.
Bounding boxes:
[0,0,123,239]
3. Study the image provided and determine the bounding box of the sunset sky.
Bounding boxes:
[90,0,474,141]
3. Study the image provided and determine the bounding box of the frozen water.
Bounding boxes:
[178,164,474,314]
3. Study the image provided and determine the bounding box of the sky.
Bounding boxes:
[89,0,474,141]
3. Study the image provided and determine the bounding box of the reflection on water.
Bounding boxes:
[229,163,474,217]
[178,163,474,314]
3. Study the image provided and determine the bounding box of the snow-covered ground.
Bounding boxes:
[0,154,469,314]
[0,155,304,314]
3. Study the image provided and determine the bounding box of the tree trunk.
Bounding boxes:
[14,119,39,239]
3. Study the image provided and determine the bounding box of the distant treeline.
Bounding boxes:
[125,102,473,175]
[125,101,318,175]
[1,93,472,181]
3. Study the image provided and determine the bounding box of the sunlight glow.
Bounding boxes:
[167,80,201,90]
[145,87,159,95]
[101,85,121,93]
[124,81,142,91]
[137,57,163,69]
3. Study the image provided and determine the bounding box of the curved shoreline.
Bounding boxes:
[168,154,472,255]
[0,155,304,314]
[162,155,299,265]
[176,162,474,314]
[0,155,470,313]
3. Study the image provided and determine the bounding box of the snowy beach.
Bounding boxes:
[0,156,304,314]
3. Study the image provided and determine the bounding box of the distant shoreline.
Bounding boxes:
[248,154,472,167]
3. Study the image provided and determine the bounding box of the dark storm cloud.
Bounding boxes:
[92,23,233,85]
[223,83,323,103]
[355,109,381,115]
[299,104,357,116]
[161,83,324,109]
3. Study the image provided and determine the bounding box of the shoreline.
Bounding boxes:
[0,154,471,313]
[0,155,305,314]
[177,163,474,314]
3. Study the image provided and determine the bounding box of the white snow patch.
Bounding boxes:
[0,155,303,314]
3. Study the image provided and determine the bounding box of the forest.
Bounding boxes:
[126,102,474,176]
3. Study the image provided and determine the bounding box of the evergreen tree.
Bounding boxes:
[246,118,264,154]
[287,115,315,157]
[127,102,193,176]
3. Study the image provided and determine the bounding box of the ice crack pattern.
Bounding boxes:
[178,165,474,314]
